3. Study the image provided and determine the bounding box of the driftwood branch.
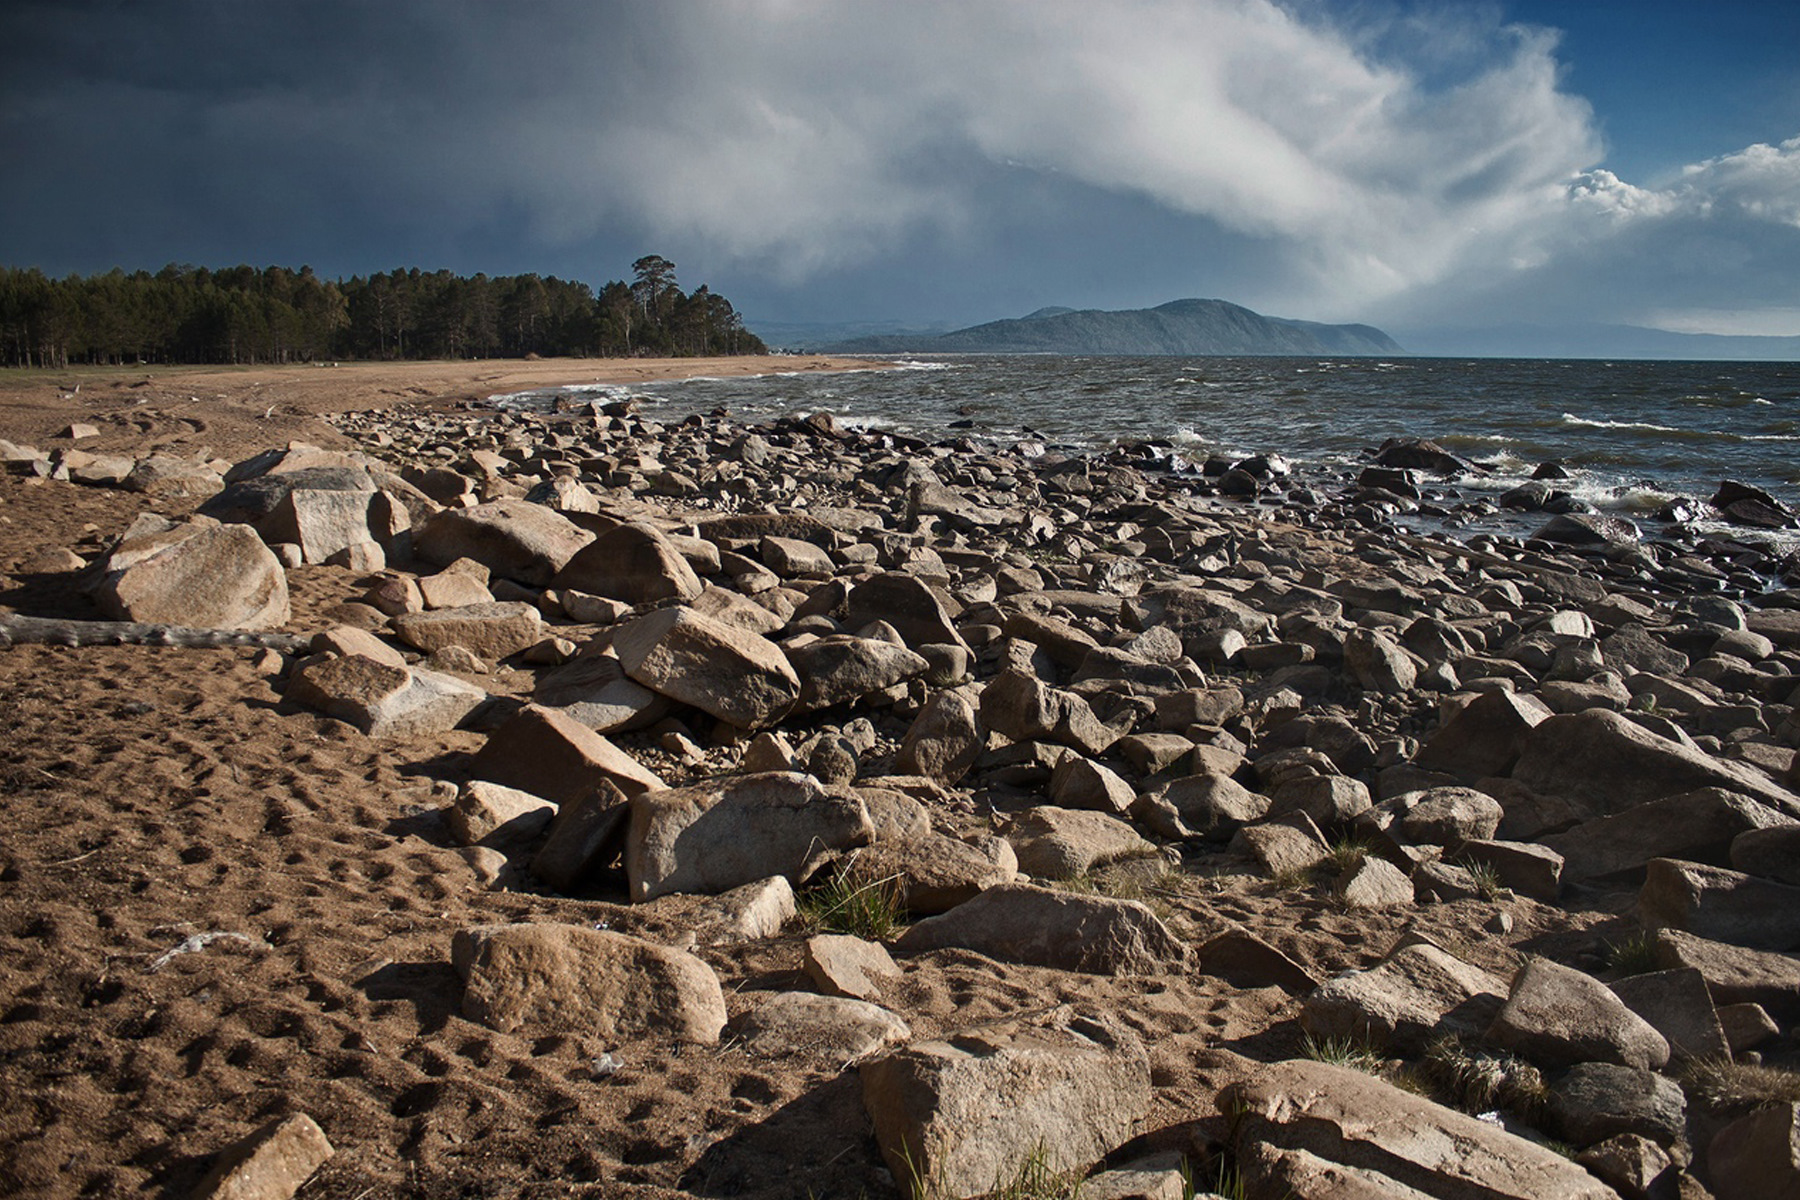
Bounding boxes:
[0,614,309,653]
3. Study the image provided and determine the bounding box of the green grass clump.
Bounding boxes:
[1602,931,1661,977]
[1459,859,1506,902]
[1299,1033,1387,1074]
[985,1142,1086,1200]
[798,867,904,941]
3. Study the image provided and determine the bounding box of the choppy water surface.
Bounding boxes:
[498,355,1800,545]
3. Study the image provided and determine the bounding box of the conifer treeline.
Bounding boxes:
[0,254,766,368]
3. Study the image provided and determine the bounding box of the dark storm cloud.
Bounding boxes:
[2,1,1796,332]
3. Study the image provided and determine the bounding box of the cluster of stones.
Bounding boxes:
[13,398,1800,1200]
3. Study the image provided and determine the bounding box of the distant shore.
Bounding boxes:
[0,355,890,460]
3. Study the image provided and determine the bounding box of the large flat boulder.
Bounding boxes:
[1652,928,1800,1019]
[786,635,928,714]
[414,499,593,586]
[611,605,801,730]
[1512,709,1800,820]
[551,521,703,605]
[1300,941,1509,1054]
[1639,858,1800,951]
[1220,1056,1621,1200]
[625,772,872,902]
[895,884,1186,975]
[95,518,290,630]
[861,1009,1150,1200]
[1486,957,1670,1071]
[390,601,544,661]
[1542,788,1793,884]
[451,923,725,1043]
[468,704,665,804]
[287,655,484,739]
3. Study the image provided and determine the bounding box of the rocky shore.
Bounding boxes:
[2,375,1799,1200]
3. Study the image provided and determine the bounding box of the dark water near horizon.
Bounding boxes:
[496,354,1800,551]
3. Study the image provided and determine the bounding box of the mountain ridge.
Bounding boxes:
[820,298,1403,356]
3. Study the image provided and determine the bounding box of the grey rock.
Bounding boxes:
[1005,807,1157,881]
[733,992,911,1060]
[1301,941,1508,1053]
[1486,957,1670,1071]
[551,521,703,605]
[861,1008,1150,1200]
[1547,1062,1686,1148]
[896,884,1187,975]
[414,499,593,586]
[1639,857,1800,951]
[612,604,801,730]
[287,656,484,739]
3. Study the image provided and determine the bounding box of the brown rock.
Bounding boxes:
[895,884,1186,975]
[390,601,544,661]
[190,1113,334,1200]
[468,704,665,804]
[612,605,800,730]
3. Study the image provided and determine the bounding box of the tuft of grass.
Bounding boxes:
[982,1142,1086,1200]
[1602,931,1660,977]
[1459,858,1505,902]
[798,867,904,941]
[1322,837,1371,876]
[1270,864,1315,891]
[1300,1033,1387,1074]
[1680,1057,1800,1117]
[1190,1156,1249,1200]
[1417,1036,1548,1121]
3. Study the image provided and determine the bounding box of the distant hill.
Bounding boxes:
[821,298,1403,356]
[1397,322,1800,362]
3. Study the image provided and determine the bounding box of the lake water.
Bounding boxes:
[496,354,1800,550]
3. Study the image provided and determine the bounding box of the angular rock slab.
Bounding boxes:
[786,634,928,714]
[1652,927,1800,1019]
[552,520,703,605]
[288,656,484,739]
[390,601,544,661]
[612,604,801,730]
[861,1009,1150,1200]
[190,1112,334,1200]
[96,519,290,630]
[451,922,725,1043]
[842,833,1018,915]
[1004,806,1157,881]
[468,704,665,804]
[1639,857,1800,951]
[1542,788,1792,884]
[1221,1057,1621,1200]
[896,686,983,784]
[731,992,911,1060]
[625,771,872,902]
[1512,709,1800,820]
[895,884,1186,975]
[1708,1102,1800,1200]
[1301,941,1509,1054]
[1486,957,1670,1071]
[414,499,593,586]
[805,934,903,1001]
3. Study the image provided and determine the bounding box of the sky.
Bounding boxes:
[2,0,1798,345]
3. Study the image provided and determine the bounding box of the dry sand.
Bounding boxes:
[0,358,1614,1198]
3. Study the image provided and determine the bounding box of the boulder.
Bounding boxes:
[390,601,544,661]
[445,780,556,852]
[551,521,703,605]
[1542,788,1793,884]
[804,934,903,1002]
[123,452,222,498]
[1344,627,1419,693]
[1221,1057,1619,1200]
[786,635,928,714]
[95,519,290,630]
[625,771,872,902]
[530,780,630,892]
[1048,755,1137,815]
[189,1113,334,1200]
[1336,856,1415,909]
[1301,941,1509,1054]
[452,923,725,1043]
[1197,929,1320,994]
[895,884,1186,975]
[1512,709,1800,820]
[1652,928,1800,1020]
[843,834,1018,915]
[1004,807,1157,881]
[1414,690,1553,781]
[1639,858,1800,950]
[287,656,484,739]
[1730,823,1800,885]
[413,499,593,586]
[979,669,1122,756]
[611,605,801,730]
[1486,957,1670,1071]
[1608,968,1732,1063]
[532,651,671,733]
[844,572,969,654]
[255,486,410,565]
[1132,774,1269,841]
[733,992,910,1060]
[467,704,665,804]
[896,687,983,784]
[1708,1102,1800,1200]
[861,1008,1150,1200]
[1547,1062,1686,1148]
